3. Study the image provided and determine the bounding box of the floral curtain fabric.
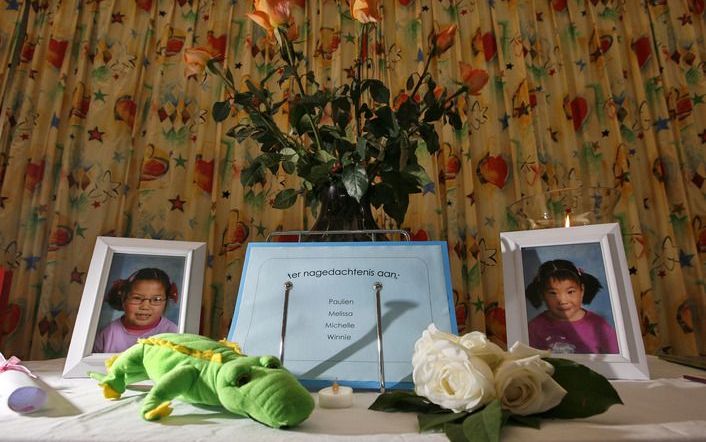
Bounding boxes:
[0,0,703,359]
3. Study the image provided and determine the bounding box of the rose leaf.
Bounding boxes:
[418,411,468,432]
[368,391,445,414]
[506,413,541,429]
[443,423,469,442]
[272,189,298,209]
[461,400,503,442]
[542,358,623,419]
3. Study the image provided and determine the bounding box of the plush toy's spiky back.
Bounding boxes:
[90,333,314,428]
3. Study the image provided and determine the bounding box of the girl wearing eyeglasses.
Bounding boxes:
[93,267,178,353]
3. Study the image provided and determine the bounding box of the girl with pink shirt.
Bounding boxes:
[526,259,619,354]
[93,268,178,353]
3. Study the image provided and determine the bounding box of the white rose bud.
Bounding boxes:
[459,331,506,369]
[412,324,496,413]
[494,355,567,416]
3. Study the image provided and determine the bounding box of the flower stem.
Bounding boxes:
[354,23,371,138]
[443,86,468,106]
[279,28,322,152]
[410,51,433,100]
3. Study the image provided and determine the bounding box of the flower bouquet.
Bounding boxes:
[369,324,623,442]
[202,0,488,227]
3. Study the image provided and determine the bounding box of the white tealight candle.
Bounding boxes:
[318,382,354,409]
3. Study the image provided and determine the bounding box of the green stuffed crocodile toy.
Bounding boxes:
[89,333,314,428]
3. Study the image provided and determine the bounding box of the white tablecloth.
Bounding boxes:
[1,356,705,441]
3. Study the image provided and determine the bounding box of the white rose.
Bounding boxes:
[506,341,551,360]
[412,324,496,413]
[494,355,567,416]
[459,331,506,369]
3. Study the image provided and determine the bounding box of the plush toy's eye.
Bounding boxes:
[234,373,251,387]
[260,356,281,369]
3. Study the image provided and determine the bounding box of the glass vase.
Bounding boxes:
[308,183,384,241]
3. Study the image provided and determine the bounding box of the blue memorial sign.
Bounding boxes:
[227,241,456,390]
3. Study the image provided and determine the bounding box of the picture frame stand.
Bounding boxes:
[279,281,293,362]
[373,281,386,393]
[277,278,388,393]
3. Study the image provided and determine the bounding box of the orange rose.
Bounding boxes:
[459,62,489,95]
[286,16,299,41]
[247,0,292,36]
[350,0,380,23]
[431,24,457,56]
[183,47,213,78]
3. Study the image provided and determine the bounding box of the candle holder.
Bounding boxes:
[509,186,620,230]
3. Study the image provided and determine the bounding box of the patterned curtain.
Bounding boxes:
[0,0,703,359]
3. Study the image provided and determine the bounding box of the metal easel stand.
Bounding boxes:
[270,228,410,393]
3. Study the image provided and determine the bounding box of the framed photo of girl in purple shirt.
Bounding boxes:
[501,223,649,380]
[63,237,206,378]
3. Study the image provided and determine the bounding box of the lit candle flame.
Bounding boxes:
[564,208,571,227]
[332,380,339,394]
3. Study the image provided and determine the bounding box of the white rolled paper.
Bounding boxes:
[0,369,47,413]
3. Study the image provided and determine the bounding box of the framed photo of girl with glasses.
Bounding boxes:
[63,237,206,378]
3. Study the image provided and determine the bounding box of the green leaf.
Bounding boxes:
[461,400,503,442]
[240,161,267,187]
[420,124,440,154]
[245,79,266,102]
[444,423,469,442]
[507,414,541,429]
[541,358,623,419]
[418,412,467,432]
[315,149,336,163]
[212,101,231,122]
[278,65,297,85]
[282,161,296,174]
[403,163,432,187]
[384,191,409,226]
[289,102,307,133]
[365,79,391,104]
[300,114,318,136]
[406,74,415,91]
[447,111,463,130]
[368,391,446,414]
[356,137,367,159]
[279,147,299,161]
[306,70,317,84]
[272,188,298,209]
[396,100,420,130]
[424,104,443,122]
[342,164,368,202]
[369,106,398,137]
[307,163,333,186]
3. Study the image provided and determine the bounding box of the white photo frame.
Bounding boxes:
[63,237,206,378]
[500,223,649,380]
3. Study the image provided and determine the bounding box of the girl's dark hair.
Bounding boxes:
[105,267,177,311]
[525,259,602,308]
